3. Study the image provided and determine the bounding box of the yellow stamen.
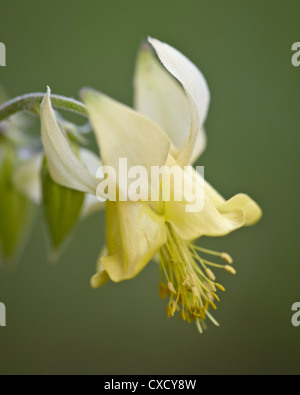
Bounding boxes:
[225,265,236,275]
[158,283,169,299]
[216,283,226,292]
[158,223,235,333]
[205,268,216,281]
[168,282,177,294]
[221,252,233,264]
[212,292,220,302]
[166,305,172,318]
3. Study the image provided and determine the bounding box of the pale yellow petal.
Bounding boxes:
[193,164,225,206]
[81,89,171,172]
[134,46,190,151]
[101,201,167,282]
[81,194,105,218]
[79,147,102,176]
[166,154,225,205]
[161,157,244,239]
[166,194,246,240]
[91,247,110,288]
[163,156,261,239]
[81,89,171,198]
[41,88,98,194]
[13,153,42,204]
[79,148,105,217]
[148,37,210,166]
[217,193,262,226]
[91,271,109,288]
[191,128,207,164]
[134,45,207,164]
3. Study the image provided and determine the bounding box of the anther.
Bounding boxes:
[216,283,226,292]
[221,253,233,264]
[225,265,236,275]
[205,268,216,281]
[168,282,177,294]
[159,283,169,299]
[212,293,220,302]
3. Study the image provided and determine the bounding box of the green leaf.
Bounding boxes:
[41,156,85,258]
[0,144,33,264]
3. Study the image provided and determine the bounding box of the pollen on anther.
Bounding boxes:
[221,253,233,264]
[216,283,226,292]
[159,283,169,299]
[225,265,236,275]
[168,282,177,294]
[192,287,200,298]
[205,268,216,281]
[212,293,220,302]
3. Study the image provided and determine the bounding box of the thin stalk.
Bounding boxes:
[0,93,87,122]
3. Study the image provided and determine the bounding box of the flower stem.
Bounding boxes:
[0,93,87,122]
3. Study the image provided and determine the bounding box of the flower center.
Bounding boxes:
[158,223,236,334]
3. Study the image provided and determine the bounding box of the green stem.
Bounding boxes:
[0,93,87,122]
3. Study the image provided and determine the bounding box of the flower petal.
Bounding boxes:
[101,201,167,282]
[13,153,42,204]
[134,46,189,151]
[166,196,245,240]
[80,147,102,176]
[41,88,98,194]
[81,88,171,198]
[79,148,105,217]
[191,128,207,164]
[163,157,261,239]
[81,194,105,218]
[217,193,262,226]
[166,201,246,240]
[134,45,207,164]
[91,247,110,288]
[148,37,210,166]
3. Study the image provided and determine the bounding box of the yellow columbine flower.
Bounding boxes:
[41,37,262,332]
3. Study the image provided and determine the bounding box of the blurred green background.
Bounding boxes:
[0,0,299,375]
